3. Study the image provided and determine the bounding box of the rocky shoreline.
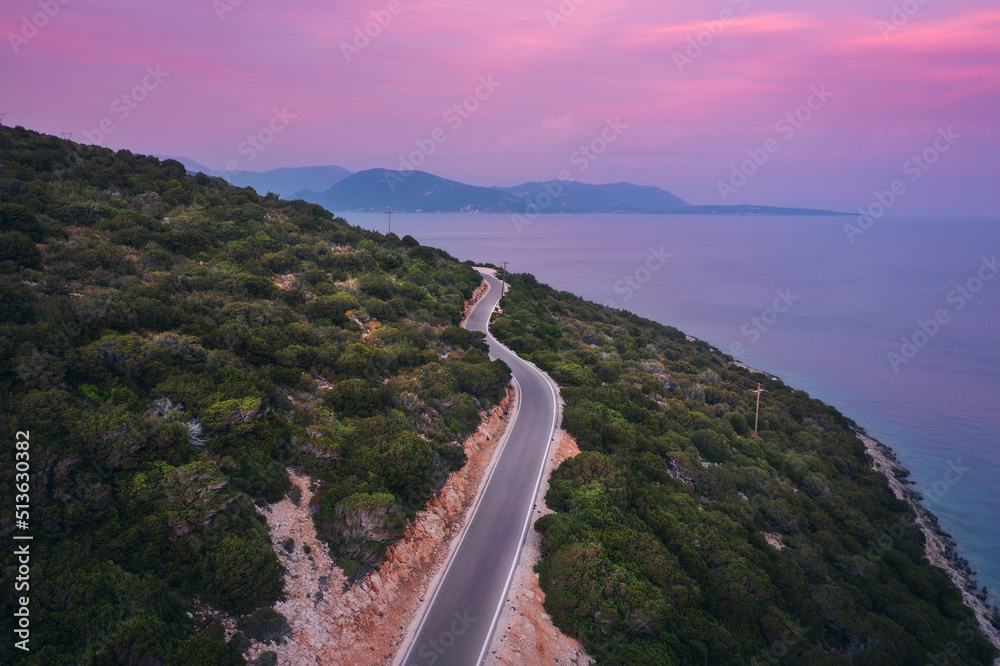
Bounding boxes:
[854,427,1000,658]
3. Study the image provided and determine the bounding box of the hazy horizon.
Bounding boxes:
[4,2,1000,659]
[3,0,998,216]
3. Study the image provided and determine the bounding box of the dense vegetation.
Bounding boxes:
[491,274,999,665]
[0,126,510,664]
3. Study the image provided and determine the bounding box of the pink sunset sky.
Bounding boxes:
[2,0,998,214]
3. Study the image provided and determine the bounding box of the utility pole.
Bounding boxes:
[751,383,766,438]
[499,261,508,307]
[0,113,6,126]
[62,132,73,141]
[385,207,392,236]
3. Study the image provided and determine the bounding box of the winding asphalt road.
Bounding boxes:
[399,270,560,666]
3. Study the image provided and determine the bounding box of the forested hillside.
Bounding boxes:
[491,275,999,665]
[2,125,997,666]
[0,126,509,665]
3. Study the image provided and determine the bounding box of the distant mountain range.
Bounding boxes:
[164,158,846,216]
[297,169,526,213]
[494,180,690,213]
[164,157,351,200]
[294,169,845,216]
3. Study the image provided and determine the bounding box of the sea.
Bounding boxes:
[344,212,1000,602]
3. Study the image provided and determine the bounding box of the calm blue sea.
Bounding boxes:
[347,212,1000,601]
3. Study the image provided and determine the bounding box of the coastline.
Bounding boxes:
[855,427,1000,657]
[238,275,1000,663]
[730,360,779,380]
[728,359,1000,656]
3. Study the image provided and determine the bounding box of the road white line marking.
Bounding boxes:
[400,274,530,665]
[475,277,561,666]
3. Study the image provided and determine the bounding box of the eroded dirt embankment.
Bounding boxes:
[239,274,533,664]
[245,387,515,665]
[483,428,592,665]
[243,271,592,665]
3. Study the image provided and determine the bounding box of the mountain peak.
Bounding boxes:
[496,180,690,213]
[297,169,527,213]
[157,158,354,199]
[165,162,842,216]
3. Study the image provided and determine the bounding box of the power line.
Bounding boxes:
[730,376,837,411]
[751,383,767,438]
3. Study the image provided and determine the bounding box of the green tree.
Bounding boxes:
[0,230,42,268]
[198,537,284,615]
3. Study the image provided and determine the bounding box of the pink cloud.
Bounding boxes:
[1,0,996,213]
